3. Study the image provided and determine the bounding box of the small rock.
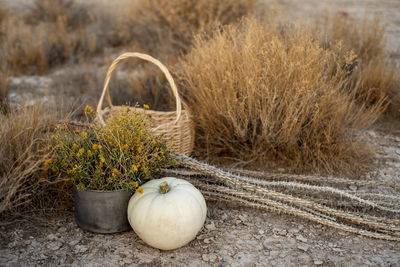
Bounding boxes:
[297,243,310,252]
[47,241,62,251]
[349,186,357,191]
[204,238,213,244]
[262,238,275,250]
[202,254,216,262]
[75,244,88,253]
[205,223,216,231]
[272,228,281,234]
[68,237,82,246]
[258,230,265,235]
[47,234,58,241]
[314,260,323,265]
[296,235,308,243]
[124,258,133,264]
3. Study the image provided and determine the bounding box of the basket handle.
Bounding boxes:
[96,52,182,124]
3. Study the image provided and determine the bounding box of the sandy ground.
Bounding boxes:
[1,0,400,266]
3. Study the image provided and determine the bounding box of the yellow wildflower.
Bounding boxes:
[112,168,120,178]
[131,181,139,187]
[76,148,85,157]
[131,165,138,172]
[143,104,150,110]
[106,177,113,183]
[62,160,68,167]
[92,144,101,151]
[87,150,93,157]
[136,187,144,194]
[44,159,52,167]
[50,134,56,140]
[84,105,94,115]
[71,177,76,182]
[98,154,105,163]
[80,131,88,138]
[52,167,57,172]
[67,168,77,174]
[72,143,79,151]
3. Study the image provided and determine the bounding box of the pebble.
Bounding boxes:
[47,234,58,241]
[314,260,323,265]
[202,253,217,262]
[297,243,311,252]
[205,223,216,231]
[68,237,82,246]
[204,238,213,244]
[296,235,308,243]
[74,245,88,253]
[47,241,62,251]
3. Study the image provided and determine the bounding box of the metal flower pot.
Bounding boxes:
[74,187,133,233]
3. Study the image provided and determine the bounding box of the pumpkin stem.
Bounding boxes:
[159,181,170,194]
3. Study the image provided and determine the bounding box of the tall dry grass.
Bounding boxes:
[177,19,383,175]
[315,13,386,63]
[0,65,9,113]
[0,105,70,214]
[26,0,91,28]
[124,0,258,57]
[0,0,101,75]
[315,12,400,118]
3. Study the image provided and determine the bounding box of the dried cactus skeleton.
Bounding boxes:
[161,153,400,241]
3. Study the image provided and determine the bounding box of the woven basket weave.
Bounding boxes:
[96,52,194,155]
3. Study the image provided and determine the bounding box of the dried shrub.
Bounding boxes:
[0,65,9,113]
[349,59,399,111]
[125,0,258,57]
[315,12,400,118]
[177,19,383,175]
[315,12,386,63]
[0,15,100,75]
[0,104,64,214]
[26,0,92,29]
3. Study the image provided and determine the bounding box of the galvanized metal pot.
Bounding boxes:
[74,187,133,233]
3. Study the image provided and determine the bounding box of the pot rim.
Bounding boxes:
[73,185,133,194]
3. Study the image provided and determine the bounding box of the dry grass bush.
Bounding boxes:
[315,12,386,63]
[26,0,92,29]
[349,59,399,110]
[0,65,9,113]
[177,19,383,175]
[0,104,69,215]
[124,0,258,57]
[315,12,400,118]
[0,1,100,75]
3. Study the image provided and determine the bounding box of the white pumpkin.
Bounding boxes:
[127,177,207,250]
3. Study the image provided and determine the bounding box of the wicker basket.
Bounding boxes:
[96,52,194,155]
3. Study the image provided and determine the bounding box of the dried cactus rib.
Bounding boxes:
[163,168,400,209]
[197,187,400,242]
[186,177,400,235]
[232,168,399,189]
[176,153,400,213]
